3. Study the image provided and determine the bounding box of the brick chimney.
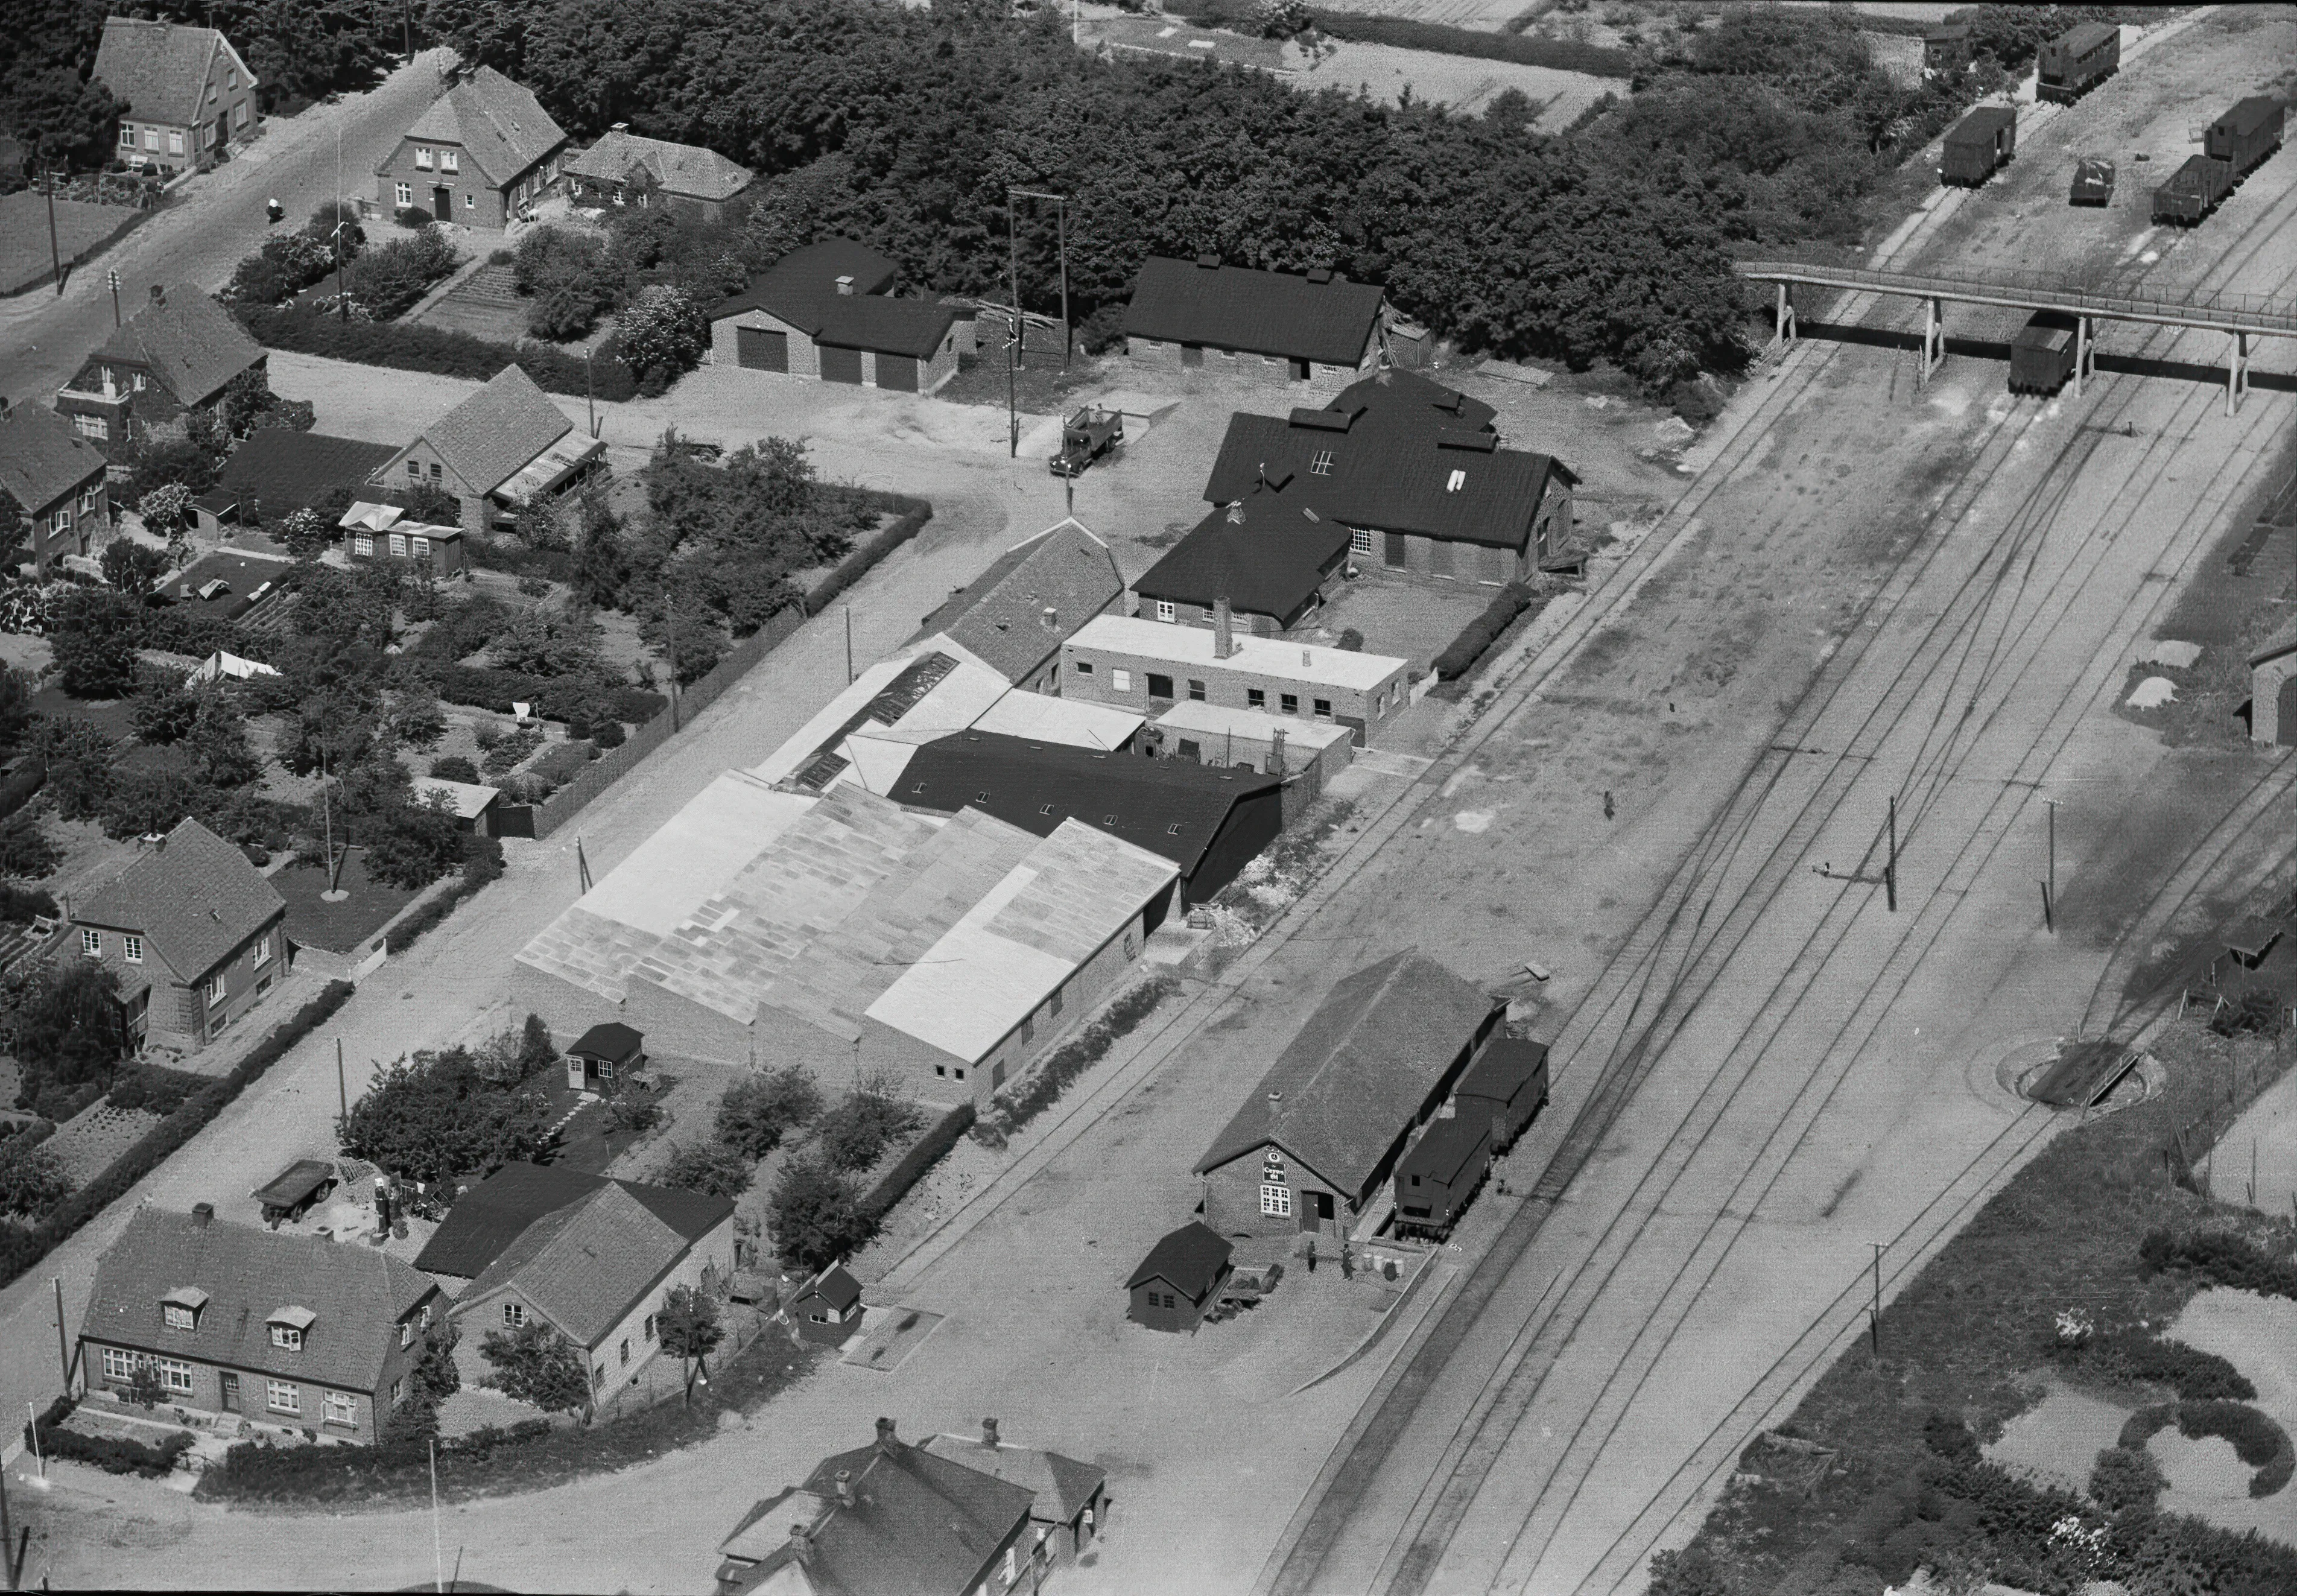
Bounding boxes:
[788,1524,813,1562]
[191,1202,214,1227]
[835,275,856,296]
[981,1417,1000,1449]
[149,284,165,308]
[1041,606,1058,633]
[1270,727,1287,777]
[834,1469,854,1507]
[875,1416,899,1456]
[610,121,629,133]
[1213,598,1235,660]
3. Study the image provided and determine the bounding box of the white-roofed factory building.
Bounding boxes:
[1061,612,1410,747]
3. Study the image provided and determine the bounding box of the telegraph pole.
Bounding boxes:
[1008,188,1071,370]
[844,606,854,686]
[2042,797,2060,933]
[665,592,680,731]
[337,1039,347,1130]
[107,268,121,328]
[1006,310,1019,458]
[1884,794,1898,913]
[43,169,63,296]
[1869,1243,1883,1354]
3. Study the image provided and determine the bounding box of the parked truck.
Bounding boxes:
[1050,405,1124,477]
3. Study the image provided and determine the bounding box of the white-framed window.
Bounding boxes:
[270,1323,302,1351]
[207,972,227,1007]
[131,372,145,391]
[1260,1183,1292,1217]
[399,1320,414,1349]
[72,413,108,440]
[410,536,431,560]
[1351,527,1374,557]
[323,1392,357,1428]
[396,182,413,207]
[265,1381,299,1414]
[1445,469,1467,493]
[162,1303,194,1331]
[1311,450,1335,475]
[405,458,422,478]
[439,149,458,173]
[391,1378,404,1405]
[144,127,159,151]
[353,534,373,557]
[50,506,72,533]
[123,935,143,963]
[234,101,249,128]
[208,83,217,104]
[502,1302,527,1328]
[156,1358,193,1395]
[464,192,475,210]
[255,933,272,966]
[118,125,135,148]
[167,130,184,156]
[1110,668,1132,692]
[101,1347,135,1382]
[80,486,99,513]
[414,147,433,169]
[1154,600,1175,622]
[80,928,100,957]
[388,533,407,557]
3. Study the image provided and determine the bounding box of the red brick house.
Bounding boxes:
[0,398,110,572]
[78,1205,438,1441]
[376,66,566,230]
[93,17,259,175]
[561,124,752,222]
[376,364,599,536]
[1126,1221,1232,1334]
[69,819,288,1054]
[790,1264,864,1347]
[54,285,265,454]
[1123,256,1387,385]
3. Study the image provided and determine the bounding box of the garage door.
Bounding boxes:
[819,344,863,384]
[735,326,788,372]
[876,353,919,392]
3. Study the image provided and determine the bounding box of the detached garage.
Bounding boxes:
[709,237,964,394]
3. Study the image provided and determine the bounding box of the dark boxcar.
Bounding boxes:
[1393,1112,1491,1239]
[2206,96,2286,182]
[2069,157,2116,206]
[2009,311,2079,396]
[2152,153,2232,226]
[1942,106,2018,187]
[1454,1036,1550,1150]
[2037,23,2120,104]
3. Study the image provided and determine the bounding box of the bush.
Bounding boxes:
[0,882,57,922]
[769,1156,875,1274]
[24,1397,192,1477]
[0,815,62,881]
[814,1081,924,1173]
[715,1066,823,1159]
[616,285,708,393]
[1304,7,1635,74]
[232,306,639,402]
[2058,1329,2255,1402]
[429,755,480,783]
[105,1063,203,1116]
[658,1139,752,1199]
[2088,1445,2163,1516]
[343,225,460,320]
[1433,581,1541,680]
[2139,1228,2297,1302]
[0,1139,72,1220]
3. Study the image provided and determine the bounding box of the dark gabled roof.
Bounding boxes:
[567,1021,644,1063]
[920,1434,1106,1526]
[0,401,107,514]
[1398,1112,1489,1185]
[1195,952,1501,1199]
[402,66,566,188]
[96,290,264,409]
[723,1431,1033,1596]
[2249,617,2297,667]
[908,518,1125,682]
[896,730,1281,883]
[73,819,285,983]
[413,364,571,496]
[560,128,751,201]
[1124,256,1385,366]
[797,1265,863,1313]
[216,431,398,518]
[1201,374,1576,553]
[411,1161,731,1279]
[1455,1036,1547,1109]
[82,1209,433,1396]
[710,238,957,358]
[92,19,248,128]
[457,1182,700,1347]
[1127,1220,1231,1296]
[1133,492,1351,626]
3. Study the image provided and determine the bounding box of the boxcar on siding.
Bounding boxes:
[2207,97,2286,183]
[2036,24,2120,104]
[2153,153,2232,226]
[2009,311,2079,396]
[1941,107,2018,188]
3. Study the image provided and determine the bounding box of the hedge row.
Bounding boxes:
[975,972,1180,1144]
[2120,1401,2296,1499]
[1433,580,1542,680]
[0,756,45,821]
[106,1062,209,1118]
[417,662,664,725]
[2139,1227,2297,1302]
[802,490,935,617]
[207,1416,554,1502]
[231,306,640,403]
[0,980,355,1290]
[23,1394,193,1477]
[1304,9,1635,76]
[2056,1330,2255,1402]
[464,536,581,583]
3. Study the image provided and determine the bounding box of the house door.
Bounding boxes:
[215,114,228,150]
[1181,343,1204,369]
[432,186,452,223]
[220,1372,239,1412]
[2280,675,2297,746]
[735,326,788,372]
[1298,1191,1326,1232]
[1291,358,1311,381]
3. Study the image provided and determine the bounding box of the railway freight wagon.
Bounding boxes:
[2153,153,2234,226]
[2206,96,2286,183]
[2009,311,2079,395]
[2038,23,2120,104]
[2069,157,2115,206]
[1942,106,2017,187]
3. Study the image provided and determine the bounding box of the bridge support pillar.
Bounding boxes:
[2074,315,2094,397]
[1776,282,1797,347]
[2228,331,2249,416]
[1919,296,1945,384]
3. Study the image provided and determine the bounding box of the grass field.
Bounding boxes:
[1293,34,1625,118]
[1307,0,1533,30]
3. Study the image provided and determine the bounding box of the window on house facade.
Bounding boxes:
[1049,984,1064,1018]
[619,1339,630,1367]
[396,182,413,207]
[592,1363,604,1390]
[131,371,145,391]
[1314,698,1333,720]
[266,1381,299,1414]
[157,1358,192,1394]
[1154,600,1175,622]
[388,533,407,557]
[144,128,159,151]
[1146,674,1174,700]
[644,1314,656,1342]
[324,1392,357,1428]
[1310,451,1335,476]
[428,461,443,480]
[503,1303,527,1327]
[1019,1012,1034,1046]
[208,82,217,104]
[234,101,249,128]
[415,147,433,169]
[80,929,100,957]
[1073,659,1093,676]
[206,972,227,1007]
[1351,527,1375,557]
[255,933,272,965]
[167,130,184,156]
[122,935,143,963]
[391,1378,404,1405]
[1260,1183,1292,1217]
[1445,469,1467,493]
[354,534,373,557]
[72,414,108,440]
[50,507,71,534]
[1188,679,1206,701]
[439,150,459,172]
[270,1324,302,1351]
[1110,669,1132,692]
[80,486,99,513]
[1247,688,1266,709]
[119,125,134,147]
[465,193,475,210]
[1281,693,1300,715]
[399,1321,414,1349]
[411,535,432,560]
[102,1347,136,1382]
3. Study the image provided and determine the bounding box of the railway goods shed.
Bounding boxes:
[2037,23,2119,104]
[1941,106,2016,188]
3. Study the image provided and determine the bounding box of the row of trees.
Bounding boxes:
[224,204,460,321]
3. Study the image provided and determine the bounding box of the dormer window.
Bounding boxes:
[1445,469,1467,493]
[439,150,459,173]
[1310,450,1335,476]
[269,1305,316,1350]
[414,147,433,170]
[160,1286,208,1331]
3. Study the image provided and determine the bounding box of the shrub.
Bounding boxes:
[1922,1411,1981,1464]
[2058,1329,2255,1402]
[975,972,1178,1142]
[0,1139,72,1220]
[1433,581,1541,680]
[769,1156,875,1274]
[25,1400,192,1477]
[0,814,63,881]
[105,1063,203,1116]
[616,285,708,393]
[0,882,57,922]
[2088,1445,2163,1516]
[341,1048,553,1185]
[2138,1229,2297,1302]
[429,755,479,783]
[658,1139,752,1199]
[232,306,639,402]
[715,1066,823,1159]
[814,1080,924,1174]
[1337,627,1364,651]
[343,226,459,320]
